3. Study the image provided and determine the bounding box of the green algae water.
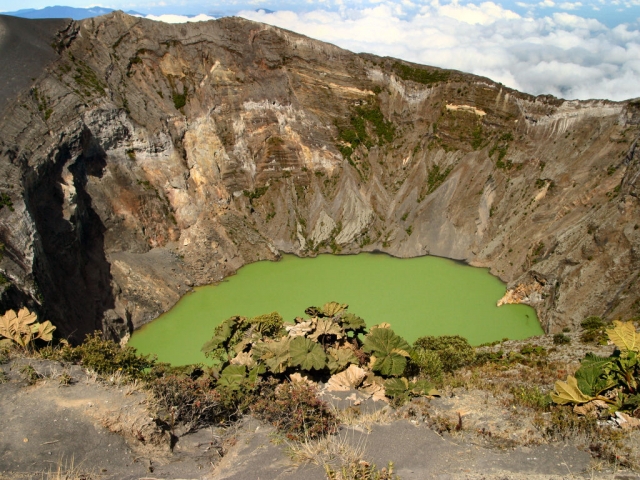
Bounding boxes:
[129,254,542,365]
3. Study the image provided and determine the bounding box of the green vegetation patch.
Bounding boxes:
[580,316,609,344]
[471,124,484,150]
[0,193,14,212]
[338,104,395,151]
[418,164,453,202]
[392,62,450,85]
[32,87,53,120]
[413,335,475,373]
[335,100,395,169]
[73,60,106,97]
[489,132,514,170]
[243,185,269,202]
[172,85,188,110]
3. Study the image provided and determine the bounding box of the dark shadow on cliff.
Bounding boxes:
[24,127,116,344]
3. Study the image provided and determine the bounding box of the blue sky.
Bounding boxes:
[3,0,639,100]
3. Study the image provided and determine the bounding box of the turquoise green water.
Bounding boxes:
[129,254,542,365]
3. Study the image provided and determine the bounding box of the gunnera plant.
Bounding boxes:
[552,320,640,417]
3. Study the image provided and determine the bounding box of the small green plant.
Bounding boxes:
[553,333,570,345]
[32,87,53,120]
[426,164,452,195]
[58,372,73,386]
[335,101,395,163]
[20,364,41,385]
[408,347,443,384]
[471,124,483,150]
[363,327,412,377]
[384,377,437,406]
[72,60,106,97]
[0,369,7,384]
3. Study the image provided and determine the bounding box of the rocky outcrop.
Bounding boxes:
[0,12,638,342]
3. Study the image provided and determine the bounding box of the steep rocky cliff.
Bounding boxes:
[0,12,638,342]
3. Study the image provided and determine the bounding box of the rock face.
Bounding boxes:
[0,12,638,342]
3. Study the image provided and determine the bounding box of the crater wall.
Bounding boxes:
[0,13,638,342]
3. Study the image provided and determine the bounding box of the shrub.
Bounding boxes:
[251,379,337,440]
[20,364,41,385]
[149,372,227,431]
[519,344,547,356]
[580,316,608,344]
[172,86,187,110]
[61,333,155,378]
[408,348,443,384]
[581,316,604,330]
[553,333,571,345]
[473,349,504,366]
[413,335,475,372]
[544,408,634,468]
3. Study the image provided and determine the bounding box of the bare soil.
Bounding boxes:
[1,347,639,480]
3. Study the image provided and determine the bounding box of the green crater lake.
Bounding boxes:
[129,253,543,365]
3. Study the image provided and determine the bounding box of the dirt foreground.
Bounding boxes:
[1,348,639,480]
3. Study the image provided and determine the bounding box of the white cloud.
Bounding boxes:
[558,2,583,10]
[141,13,216,22]
[228,2,640,100]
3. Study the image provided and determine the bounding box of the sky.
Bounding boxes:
[3,0,640,101]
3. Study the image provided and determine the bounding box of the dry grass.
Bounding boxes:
[3,456,95,480]
[286,426,369,469]
[335,405,395,433]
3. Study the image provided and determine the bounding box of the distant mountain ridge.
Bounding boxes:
[4,5,141,20]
